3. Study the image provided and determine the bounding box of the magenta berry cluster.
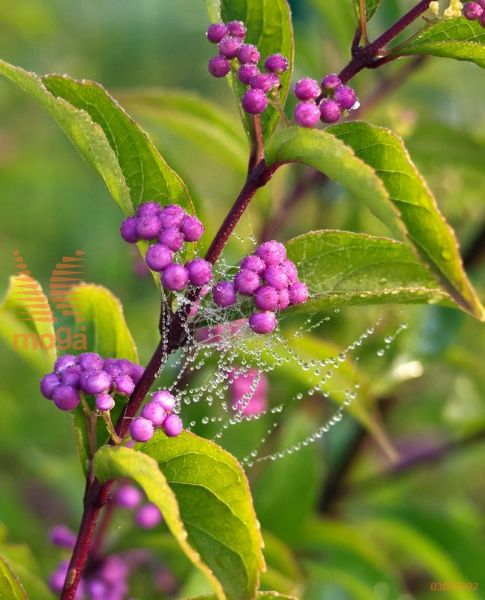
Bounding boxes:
[129,389,183,443]
[116,483,163,529]
[294,73,358,127]
[463,1,485,25]
[120,202,211,292]
[40,353,143,412]
[211,240,308,334]
[206,20,289,115]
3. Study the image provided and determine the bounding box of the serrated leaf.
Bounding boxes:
[397,18,485,68]
[94,434,265,600]
[265,124,484,320]
[352,0,381,22]
[0,556,27,600]
[207,0,294,141]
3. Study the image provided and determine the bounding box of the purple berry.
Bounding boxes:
[52,385,81,411]
[295,78,320,100]
[40,373,60,400]
[49,525,76,549]
[334,85,357,110]
[78,352,103,371]
[54,354,77,373]
[321,73,341,91]
[141,401,167,427]
[181,215,204,242]
[160,204,185,228]
[250,73,279,92]
[186,259,212,286]
[234,269,261,295]
[120,216,139,243]
[264,53,289,73]
[114,374,135,396]
[162,414,184,437]
[218,36,242,58]
[48,561,68,593]
[60,366,82,388]
[463,1,483,18]
[319,99,341,123]
[96,393,115,412]
[288,281,309,304]
[278,288,290,310]
[240,254,266,274]
[80,370,112,395]
[249,312,277,334]
[256,240,286,266]
[116,484,142,509]
[135,503,162,528]
[207,22,228,43]
[208,55,231,78]
[263,265,289,290]
[136,215,161,240]
[145,244,173,271]
[130,417,154,442]
[242,88,268,114]
[162,263,189,291]
[294,102,320,128]
[99,555,128,583]
[117,359,134,374]
[131,364,144,383]
[238,64,259,84]
[136,202,162,218]
[254,285,279,311]
[158,228,184,252]
[212,281,237,307]
[227,20,246,39]
[480,11,485,25]
[237,43,260,64]
[152,390,176,412]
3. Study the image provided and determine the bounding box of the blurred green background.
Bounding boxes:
[0,1,484,598]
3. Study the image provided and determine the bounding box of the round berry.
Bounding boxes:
[163,414,184,437]
[49,525,76,549]
[237,43,260,64]
[463,1,483,18]
[240,254,266,274]
[254,285,279,311]
[250,73,279,92]
[264,53,289,73]
[278,288,290,311]
[234,269,261,295]
[207,22,228,43]
[116,484,142,509]
[48,561,68,593]
[321,73,341,91]
[242,89,268,114]
[249,311,277,334]
[136,503,162,528]
[99,555,128,583]
[282,259,298,283]
[52,385,81,411]
[288,281,309,304]
[96,393,115,412]
[238,64,259,84]
[54,354,77,373]
[181,215,204,242]
[131,364,144,383]
[227,20,246,39]
[80,370,112,395]
[295,78,320,100]
[137,202,162,217]
[120,216,139,243]
[319,99,341,123]
[130,417,154,442]
[256,240,286,266]
[186,259,213,286]
[78,352,103,371]
[160,204,185,228]
[60,366,82,388]
[114,374,135,396]
[263,265,289,290]
[218,36,241,58]
[480,11,485,25]
[208,55,231,78]
[145,243,173,272]
[136,215,161,240]
[141,401,167,427]
[334,85,357,110]
[162,263,189,291]
[152,390,176,412]
[40,373,60,400]
[294,101,320,128]
[158,228,184,252]
[212,281,237,307]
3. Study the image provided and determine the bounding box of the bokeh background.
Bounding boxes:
[1,1,484,598]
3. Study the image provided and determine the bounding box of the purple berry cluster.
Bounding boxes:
[129,390,183,443]
[463,1,485,25]
[206,20,289,115]
[40,353,143,412]
[293,73,358,127]
[211,240,308,334]
[116,484,163,529]
[120,202,212,292]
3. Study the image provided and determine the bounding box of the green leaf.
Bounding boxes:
[265,124,484,320]
[397,18,485,68]
[93,434,265,600]
[352,0,381,22]
[286,230,452,313]
[0,556,27,600]
[188,594,297,600]
[207,0,294,140]
[0,275,56,371]
[0,544,53,600]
